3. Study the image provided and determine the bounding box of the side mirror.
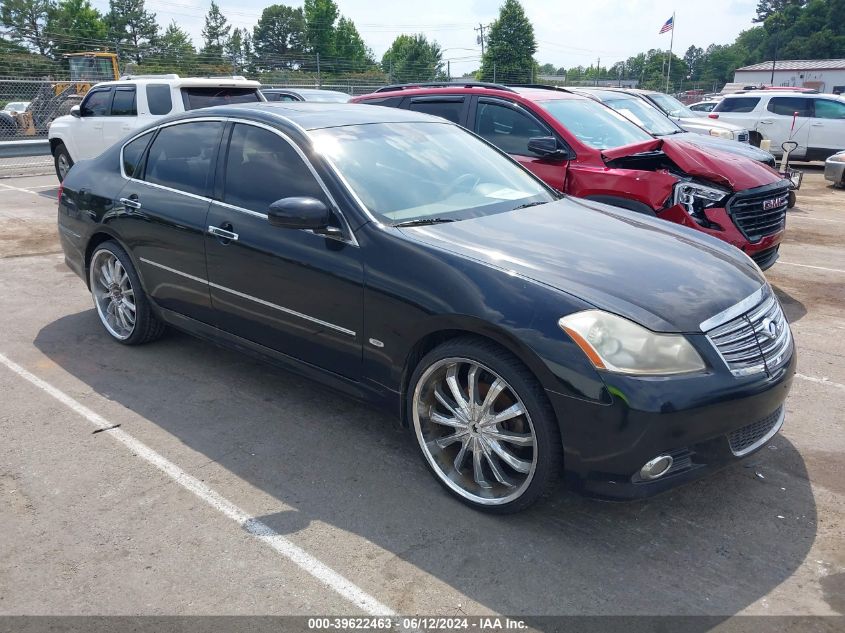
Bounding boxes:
[70,105,81,118]
[528,136,569,159]
[268,196,329,230]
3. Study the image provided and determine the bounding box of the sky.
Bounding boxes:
[89,0,761,75]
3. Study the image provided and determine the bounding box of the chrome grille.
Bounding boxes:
[728,184,789,241]
[705,287,792,376]
[736,131,750,143]
[728,406,784,456]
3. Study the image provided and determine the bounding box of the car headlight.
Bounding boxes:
[558,310,706,375]
[673,181,730,225]
[829,154,845,163]
[709,128,733,139]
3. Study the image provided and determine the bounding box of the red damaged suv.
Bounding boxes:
[352,83,790,270]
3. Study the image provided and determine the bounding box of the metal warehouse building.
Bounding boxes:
[733,59,845,94]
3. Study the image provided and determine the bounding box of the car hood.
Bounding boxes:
[399,198,765,333]
[666,132,775,164]
[602,138,783,191]
[677,116,744,133]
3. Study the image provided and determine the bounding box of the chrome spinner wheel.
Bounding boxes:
[56,152,71,180]
[412,357,538,506]
[90,249,136,340]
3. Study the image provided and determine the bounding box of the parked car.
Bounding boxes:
[710,91,845,160]
[825,151,845,186]
[689,99,721,113]
[48,74,264,181]
[616,89,750,142]
[353,83,791,269]
[57,103,795,512]
[2,101,30,114]
[571,88,776,166]
[262,88,351,103]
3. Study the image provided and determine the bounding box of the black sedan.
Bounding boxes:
[57,103,795,512]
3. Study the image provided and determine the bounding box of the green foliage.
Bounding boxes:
[148,21,195,74]
[105,0,159,63]
[334,16,375,73]
[252,4,306,70]
[381,33,444,83]
[1,0,52,55]
[0,37,58,77]
[479,0,537,83]
[46,0,107,58]
[303,0,338,60]
[201,1,231,60]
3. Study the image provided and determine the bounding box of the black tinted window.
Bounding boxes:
[714,97,760,113]
[475,101,550,156]
[122,131,152,178]
[144,122,223,196]
[110,87,136,116]
[814,99,845,119]
[81,88,113,116]
[223,124,324,213]
[408,99,464,123]
[767,97,813,117]
[181,87,261,110]
[146,84,172,115]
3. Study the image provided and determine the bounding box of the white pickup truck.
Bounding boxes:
[48,74,264,181]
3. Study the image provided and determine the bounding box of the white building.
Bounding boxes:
[733,59,845,94]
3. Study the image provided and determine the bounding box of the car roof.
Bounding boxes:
[356,84,583,102]
[185,102,448,130]
[263,88,348,96]
[570,87,639,101]
[94,76,261,88]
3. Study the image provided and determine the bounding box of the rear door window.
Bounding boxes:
[146,84,173,115]
[122,131,153,178]
[713,97,760,113]
[408,98,466,124]
[813,99,845,119]
[80,87,113,117]
[474,100,551,156]
[110,86,137,116]
[180,87,262,110]
[143,122,224,197]
[767,97,813,117]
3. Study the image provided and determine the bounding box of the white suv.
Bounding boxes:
[49,74,264,181]
[710,91,845,160]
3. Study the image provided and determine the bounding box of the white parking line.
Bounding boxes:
[0,182,41,196]
[778,261,845,274]
[0,351,396,617]
[796,373,845,392]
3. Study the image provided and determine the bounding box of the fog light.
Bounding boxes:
[640,455,674,480]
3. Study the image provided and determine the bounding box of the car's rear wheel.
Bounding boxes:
[408,338,562,513]
[89,241,165,345]
[53,142,73,182]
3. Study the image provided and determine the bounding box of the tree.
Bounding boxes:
[252,4,306,70]
[478,0,537,83]
[333,16,374,73]
[226,27,254,74]
[106,0,159,63]
[45,0,107,58]
[381,34,443,83]
[153,20,195,73]
[1,0,53,56]
[683,45,704,81]
[201,1,230,60]
[303,0,338,62]
[753,0,805,22]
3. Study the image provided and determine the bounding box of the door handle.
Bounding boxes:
[208,225,239,242]
[758,120,773,125]
[811,122,823,127]
[119,196,141,209]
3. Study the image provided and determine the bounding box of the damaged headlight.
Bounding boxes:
[709,128,733,139]
[673,181,730,226]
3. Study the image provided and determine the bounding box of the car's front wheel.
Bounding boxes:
[88,241,165,345]
[53,142,73,182]
[408,338,562,513]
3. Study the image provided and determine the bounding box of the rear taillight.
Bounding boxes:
[57,183,64,202]
[708,113,719,119]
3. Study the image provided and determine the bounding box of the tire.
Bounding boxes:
[53,142,73,182]
[88,240,165,345]
[407,337,563,513]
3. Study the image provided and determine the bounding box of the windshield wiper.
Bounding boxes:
[393,217,457,227]
[511,201,550,211]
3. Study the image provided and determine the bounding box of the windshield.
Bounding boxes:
[601,97,681,136]
[302,91,351,103]
[538,99,653,149]
[310,122,554,225]
[180,87,261,110]
[648,93,696,118]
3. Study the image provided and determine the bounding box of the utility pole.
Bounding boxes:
[316,53,321,88]
[770,31,779,85]
[475,23,487,56]
[596,56,600,86]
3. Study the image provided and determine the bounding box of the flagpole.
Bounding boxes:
[665,11,675,93]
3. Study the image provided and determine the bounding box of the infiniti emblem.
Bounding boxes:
[760,317,780,341]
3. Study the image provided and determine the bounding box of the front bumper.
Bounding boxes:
[824,159,845,185]
[545,344,796,500]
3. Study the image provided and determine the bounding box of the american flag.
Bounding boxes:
[659,16,674,34]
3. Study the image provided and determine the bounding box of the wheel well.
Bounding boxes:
[398,329,530,427]
[83,232,116,285]
[49,138,65,155]
[749,131,763,147]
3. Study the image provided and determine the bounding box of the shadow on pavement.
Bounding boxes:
[35,311,818,619]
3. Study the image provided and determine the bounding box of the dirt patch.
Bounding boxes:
[0,218,60,258]
[783,223,844,248]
